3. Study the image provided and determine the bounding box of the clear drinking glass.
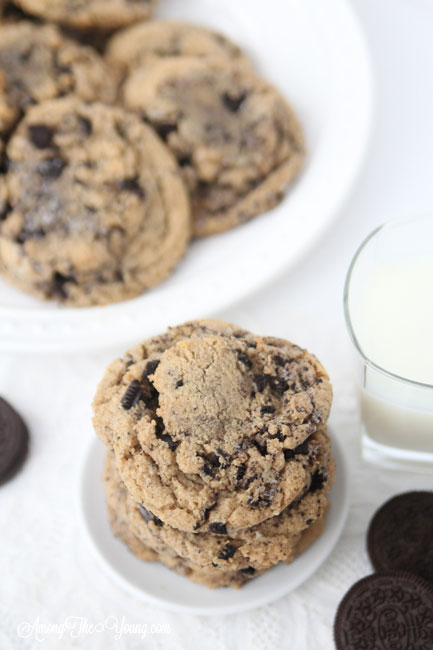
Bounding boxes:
[344,215,433,471]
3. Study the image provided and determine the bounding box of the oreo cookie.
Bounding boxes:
[367,491,433,583]
[334,572,433,649]
[0,397,29,485]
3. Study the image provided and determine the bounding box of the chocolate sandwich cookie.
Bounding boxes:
[0,396,29,485]
[93,319,332,532]
[0,98,191,306]
[0,22,117,152]
[367,491,433,583]
[121,57,304,237]
[107,20,249,72]
[13,0,158,30]
[334,572,433,649]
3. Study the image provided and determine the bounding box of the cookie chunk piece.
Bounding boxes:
[0,22,117,152]
[104,433,334,570]
[13,0,158,30]
[0,98,190,306]
[107,20,249,72]
[108,501,158,563]
[93,319,332,532]
[122,57,304,236]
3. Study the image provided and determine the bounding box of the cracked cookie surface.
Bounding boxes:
[107,20,249,72]
[104,436,334,571]
[105,452,329,588]
[122,57,304,237]
[107,499,266,588]
[0,22,116,153]
[0,98,190,306]
[93,319,332,532]
[14,0,158,30]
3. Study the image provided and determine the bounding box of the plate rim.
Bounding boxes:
[78,429,350,616]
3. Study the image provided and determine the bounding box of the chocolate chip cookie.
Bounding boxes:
[93,319,332,532]
[0,22,117,153]
[0,98,190,306]
[121,57,304,236]
[104,436,334,571]
[107,20,249,72]
[13,0,158,30]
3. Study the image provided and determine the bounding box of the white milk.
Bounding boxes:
[353,258,433,459]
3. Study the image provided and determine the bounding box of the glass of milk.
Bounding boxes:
[344,215,433,471]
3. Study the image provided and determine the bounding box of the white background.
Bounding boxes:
[1,0,433,648]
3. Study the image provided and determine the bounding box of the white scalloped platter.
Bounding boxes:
[80,430,349,616]
[0,0,373,351]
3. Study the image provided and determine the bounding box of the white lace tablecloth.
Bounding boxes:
[1,0,433,648]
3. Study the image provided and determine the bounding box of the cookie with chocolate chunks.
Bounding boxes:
[93,319,332,533]
[107,496,265,589]
[0,98,190,306]
[0,396,29,485]
[104,450,332,588]
[0,22,116,154]
[367,491,433,583]
[104,445,334,571]
[334,572,433,649]
[107,20,250,72]
[121,57,304,237]
[13,0,158,30]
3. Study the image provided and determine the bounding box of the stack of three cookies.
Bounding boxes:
[93,320,335,588]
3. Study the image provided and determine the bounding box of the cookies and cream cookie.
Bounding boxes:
[0,98,190,306]
[0,22,116,152]
[104,436,334,571]
[93,319,332,532]
[105,450,331,588]
[107,20,249,71]
[121,58,304,236]
[13,0,158,30]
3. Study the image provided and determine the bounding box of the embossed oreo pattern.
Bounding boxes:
[334,572,433,650]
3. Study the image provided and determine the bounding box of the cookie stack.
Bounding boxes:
[93,320,335,588]
[0,6,304,306]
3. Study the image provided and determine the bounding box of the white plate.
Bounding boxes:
[79,431,349,616]
[0,0,373,352]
